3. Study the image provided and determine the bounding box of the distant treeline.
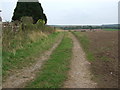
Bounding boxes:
[57,26,101,30]
[102,24,119,29]
[51,24,119,30]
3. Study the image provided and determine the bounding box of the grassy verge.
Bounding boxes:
[3,32,63,79]
[102,29,118,31]
[72,32,95,61]
[26,32,73,88]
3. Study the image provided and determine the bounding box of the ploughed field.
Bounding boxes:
[73,30,118,88]
[87,31,118,88]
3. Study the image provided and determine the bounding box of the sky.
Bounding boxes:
[0,0,119,25]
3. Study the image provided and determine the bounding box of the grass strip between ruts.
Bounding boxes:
[26,32,73,88]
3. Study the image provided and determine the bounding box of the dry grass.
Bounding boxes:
[2,25,61,79]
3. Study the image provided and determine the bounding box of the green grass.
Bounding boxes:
[72,32,95,61]
[26,32,73,88]
[102,29,118,31]
[3,32,63,78]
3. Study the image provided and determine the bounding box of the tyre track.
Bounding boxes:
[64,33,97,88]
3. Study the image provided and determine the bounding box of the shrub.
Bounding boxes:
[21,16,33,24]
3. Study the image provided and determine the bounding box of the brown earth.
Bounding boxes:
[85,31,118,88]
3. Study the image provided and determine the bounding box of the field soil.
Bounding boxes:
[64,33,97,88]
[85,31,118,88]
[2,34,63,88]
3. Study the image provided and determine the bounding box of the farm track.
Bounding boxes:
[2,34,64,88]
[64,32,97,88]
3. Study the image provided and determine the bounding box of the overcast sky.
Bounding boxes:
[0,0,119,25]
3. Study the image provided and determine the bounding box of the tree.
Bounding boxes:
[89,26,93,30]
[12,0,47,24]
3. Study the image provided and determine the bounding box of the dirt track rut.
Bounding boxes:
[64,33,97,88]
[3,34,63,88]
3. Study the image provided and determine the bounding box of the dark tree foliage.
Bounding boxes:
[0,17,2,22]
[12,0,47,24]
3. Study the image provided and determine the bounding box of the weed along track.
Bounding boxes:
[64,32,97,88]
[3,33,64,88]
